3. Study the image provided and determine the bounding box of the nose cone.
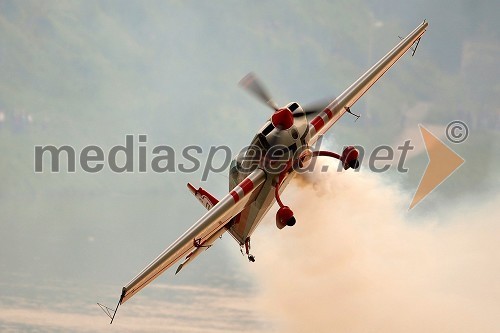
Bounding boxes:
[271,108,294,130]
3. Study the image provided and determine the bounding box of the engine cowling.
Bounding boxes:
[276,206,295,229]
[341,146,360,170]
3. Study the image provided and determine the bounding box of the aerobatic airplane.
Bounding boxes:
[99,21,428,323]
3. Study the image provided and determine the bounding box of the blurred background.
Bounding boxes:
[0,1,498,332]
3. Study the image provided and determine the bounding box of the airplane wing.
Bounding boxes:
[308,21,428,145]
[117,168,267,306]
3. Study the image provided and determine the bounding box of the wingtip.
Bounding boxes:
[97,299,121,324]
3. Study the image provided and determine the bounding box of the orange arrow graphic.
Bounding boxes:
[409,125,465,210]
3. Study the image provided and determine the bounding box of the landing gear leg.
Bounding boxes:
[275,165,296,228]
[245,237,255,262]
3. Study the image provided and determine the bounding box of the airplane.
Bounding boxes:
[98,20,428,323]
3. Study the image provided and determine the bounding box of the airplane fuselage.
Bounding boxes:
[227,102,311,245]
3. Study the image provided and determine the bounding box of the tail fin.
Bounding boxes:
[187,183,219,210]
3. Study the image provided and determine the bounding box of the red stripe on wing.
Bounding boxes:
[230,190,239,203]
[324,108,333,120]
[311,116,325,132]
[239,178,254,195]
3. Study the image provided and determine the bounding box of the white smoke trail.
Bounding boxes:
[249,162,500,333]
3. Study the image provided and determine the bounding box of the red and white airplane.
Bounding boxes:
[99,21,428,322]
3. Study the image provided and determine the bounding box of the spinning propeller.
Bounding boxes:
[238,73,328,120]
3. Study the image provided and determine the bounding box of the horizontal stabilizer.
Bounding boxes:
[187,183,219,210]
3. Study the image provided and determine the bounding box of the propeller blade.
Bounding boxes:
[293,109,320,118]
[298,97,336,118]
[239,73,279,111]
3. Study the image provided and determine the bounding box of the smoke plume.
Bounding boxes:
[250,162,500,333]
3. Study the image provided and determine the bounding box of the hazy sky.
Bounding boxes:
[0,1,498,332]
